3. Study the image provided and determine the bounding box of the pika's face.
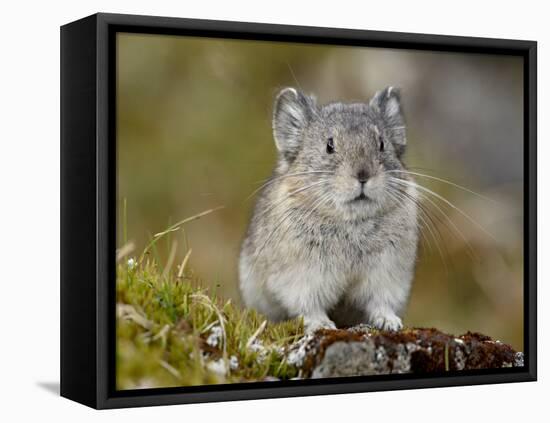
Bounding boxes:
[272,87,408,219]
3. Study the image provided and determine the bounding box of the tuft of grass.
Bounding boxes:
[116,255,304,390]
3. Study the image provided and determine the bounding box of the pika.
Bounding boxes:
[239,86,419,332]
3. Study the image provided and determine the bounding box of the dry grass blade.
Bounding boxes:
[116,241,135,262]
[246,320,267,349]
[117,303,153,330]
[154,206,225,238]
[162,240,178,280]
[140,206,224,262]
[159,360,182,380]
[177,248,193,278]
[191,293,227,358]
[152,324,171,343]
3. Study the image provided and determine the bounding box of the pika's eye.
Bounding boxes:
[326,137,335,154]
[379,136,384,152]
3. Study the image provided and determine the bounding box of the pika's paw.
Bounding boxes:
[304,316,336,333]
[370,313,403,331]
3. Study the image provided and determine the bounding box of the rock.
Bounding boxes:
[285,327,523,378]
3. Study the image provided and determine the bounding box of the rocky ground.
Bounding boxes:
[117,259,524,388]
[286,325,524,378]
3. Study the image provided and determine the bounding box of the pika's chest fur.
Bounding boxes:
[263,206,409,276]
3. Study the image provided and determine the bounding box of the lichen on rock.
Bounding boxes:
[285,327,523,378]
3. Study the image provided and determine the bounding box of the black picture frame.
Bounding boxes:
[60,12,537,409]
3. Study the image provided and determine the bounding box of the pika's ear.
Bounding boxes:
[369,86,407,156]
[273,87,316,162]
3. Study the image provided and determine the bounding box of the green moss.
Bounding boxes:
[116,258,304,390]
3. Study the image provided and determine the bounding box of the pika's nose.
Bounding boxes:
[357,169,369,184]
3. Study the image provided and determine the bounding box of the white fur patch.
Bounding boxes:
[385,97,400,117]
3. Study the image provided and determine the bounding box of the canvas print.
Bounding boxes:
[115,32,525,390]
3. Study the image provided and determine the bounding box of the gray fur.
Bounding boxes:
[239,87,419,332]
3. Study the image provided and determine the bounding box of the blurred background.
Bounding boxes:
[117,33,524,350]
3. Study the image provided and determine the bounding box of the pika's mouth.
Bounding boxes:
[351,192,371,202]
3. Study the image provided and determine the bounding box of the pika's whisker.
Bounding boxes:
[385,188,433,251]
[245,171,335,201]
[255,180,331,218]
[414,187,479,261]
[388,180,478,263]
[386,169,500,205]
[398,189,447,252]
[388,177,496,242]
[386,186,448,272]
